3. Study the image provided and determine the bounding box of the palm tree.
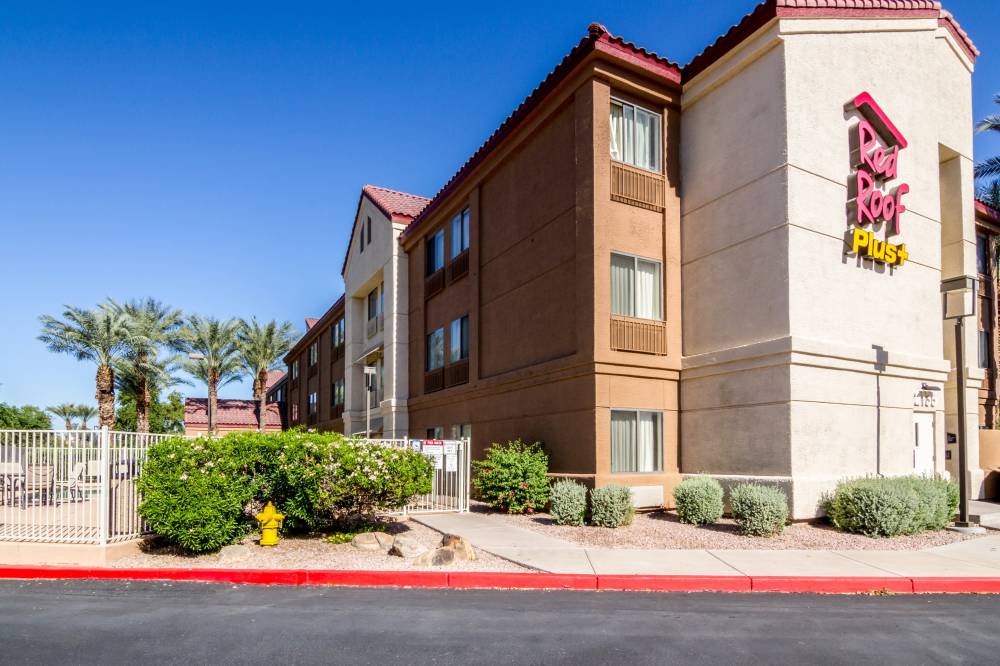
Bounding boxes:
[38,305,129,428]
[181,316,242,434]
[976,93,1000,194]
[110,298,185,433]
[74,404,98,430]
[115,354,187,427]
[237,318,298,431]
[47,403,78,431]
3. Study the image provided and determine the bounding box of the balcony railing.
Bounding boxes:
[307,363,317,378]
[331,344,343,362]
[425,268,445,300]
[330,404,344,420]
[610,315,667,355]
[448,250,469,284]
[445,359,469,388]
[424,368,444,393]
[611,162,665,212]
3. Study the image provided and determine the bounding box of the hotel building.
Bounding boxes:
[285,0,989,517]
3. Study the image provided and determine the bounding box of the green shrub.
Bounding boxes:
[672,476,724,525]
[472,439,550,514]
[729,483,788,536]
[825,475,958,537]
[549,479,587,526]
[138,431,433,553]
[590,484,634,528]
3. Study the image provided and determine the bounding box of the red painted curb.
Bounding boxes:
[598,575,751,592]
[448,572,597,590]
[911,577,1000,594]
[751,576,914,594]
[1,566,999,594]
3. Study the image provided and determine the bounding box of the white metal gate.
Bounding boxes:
[364,438,471,514]
[0,428,170,544]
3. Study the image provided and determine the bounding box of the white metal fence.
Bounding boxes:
[0,428,172,545]
[366,438,471,515]
[0,431,471,546]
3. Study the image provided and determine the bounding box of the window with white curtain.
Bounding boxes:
[611,409,663,473]
[610,98,662,173]
[611,252,662,320]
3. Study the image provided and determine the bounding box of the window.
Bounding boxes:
[367,216,372,246]
[331,378,344,407]
[291,403,299,421]
[359,218,366,252]
[451,423,471,440]
[451,208,470,258]
[426,327,445,371]
[308,392,318,415]
[611,409,663,473]
[426,229,445,275]
[367,286,380,321]
[611,253,662,319]
[610,98,662,173]
[980,330,990,369]
[449,315,469,363]
[291,360,299,380]
[308,342,318,366]
[977,233,990,275]
[426,426,444,439]
[332,318,345,348]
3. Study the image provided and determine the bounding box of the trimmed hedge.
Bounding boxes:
[672,476,724,525]
[729,483,788,536]
[138,431,432,553]
[472,439,550,514]
[824,475,959,538]
[590,484,635,528]
[549,479,587,526]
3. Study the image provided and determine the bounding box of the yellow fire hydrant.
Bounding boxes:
[256,502,283,547]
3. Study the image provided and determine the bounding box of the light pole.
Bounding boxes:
[364,365,377,439]
[188,352,212,435]
[941,276,984,532]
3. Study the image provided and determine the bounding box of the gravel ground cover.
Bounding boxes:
[474,503,986,551]
[114,518,527,571]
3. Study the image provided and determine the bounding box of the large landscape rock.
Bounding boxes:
[352,531,392,552]
[388,535,427,559]
[439,534,476,561]
[218,544,252,563]
[413,547,456,567]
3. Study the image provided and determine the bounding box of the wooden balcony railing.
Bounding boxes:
[611,162,665,212]
[444,359,469,388]
[290,377,299,391]
[425,269,445,300]
[331,344,343,362]
[330,404,344,420]
[424,368,444,394]
[448,250,469,284]
[610,315,667,355]
[307,363,317,378]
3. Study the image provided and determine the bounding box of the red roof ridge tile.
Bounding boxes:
[977,199,1000,225]
[401,23,681,243]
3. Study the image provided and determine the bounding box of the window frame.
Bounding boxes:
[449,315,469,363]
[977,232,990,275]
[308,391,318,415]
[426,327,445,371]
[610,251,663,320]
[291,360,299,380]
[610,96,663,174]
[451,207,471,259]
[367,286,380,321]
[308,342,318,366]
[610,408,664,474]
[426,229,445,276]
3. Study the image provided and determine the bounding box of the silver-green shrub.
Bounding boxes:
[549,479,587,526]
[825,475,958,537]
[672,476,724,525]
[590,484,634,528]
[729,483,788,536]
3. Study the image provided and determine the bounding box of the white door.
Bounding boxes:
[913,412,935,476]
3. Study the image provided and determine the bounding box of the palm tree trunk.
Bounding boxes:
[96,364,115,428]
[64,418,73,431]
[255,369,267,432]
[208,367,219,434]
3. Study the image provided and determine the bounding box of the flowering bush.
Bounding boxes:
[138,432,432,553]
[472,439,549,514]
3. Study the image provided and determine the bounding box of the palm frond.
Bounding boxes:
[976,114,1000,134]
[976,156,1000,180]
[38,306,129,366]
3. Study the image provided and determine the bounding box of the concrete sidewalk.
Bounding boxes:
[415,512,1000,578]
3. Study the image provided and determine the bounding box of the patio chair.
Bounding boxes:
[0,461,24,506]
[55,462,86,502]
[21,465,55,508]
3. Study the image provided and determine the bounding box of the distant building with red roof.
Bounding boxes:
[183,398,285,436]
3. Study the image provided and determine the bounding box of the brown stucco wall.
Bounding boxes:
[285,301,346,432]
[401,55,682,504]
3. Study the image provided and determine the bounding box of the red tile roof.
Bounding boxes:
[684,0,977,83]
[305,318,319,330]
[400,23,681,244]
[363,184,431,224]
[184,398,284,430]
[978,199,1000,226]
[265,370,286,391]
[285,295,346,362]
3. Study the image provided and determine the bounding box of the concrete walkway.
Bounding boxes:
[415,512,1000,578]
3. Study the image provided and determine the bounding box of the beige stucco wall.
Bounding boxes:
[681,16,978,517]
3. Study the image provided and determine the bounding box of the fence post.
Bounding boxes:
[402,437,409,517]
[463,436,471,513]
[98,426,110,546]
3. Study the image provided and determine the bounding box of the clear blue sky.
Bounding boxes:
[1,0,998,409]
